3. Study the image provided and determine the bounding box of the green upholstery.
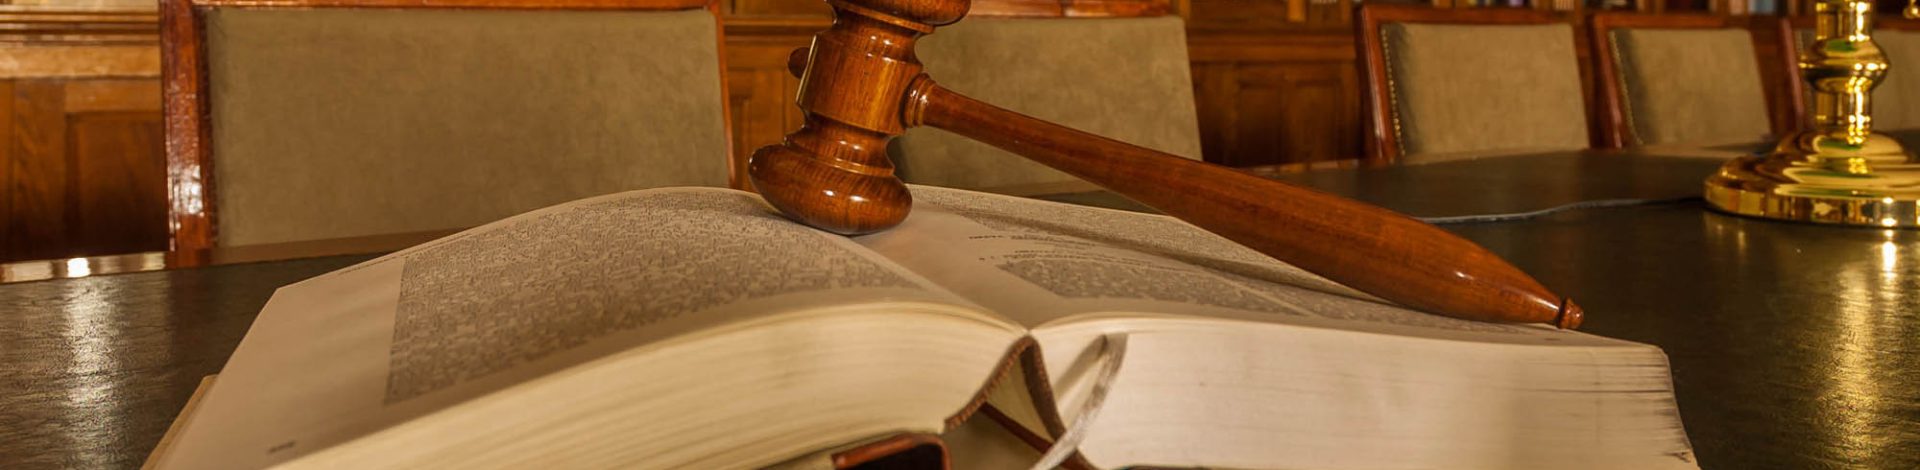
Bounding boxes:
[893,16,1203,194]
[1609,28,1771,145]
[1382,23,1589,163]
[1874,29,1920,131]
[1794,28,1920,131]
[206,8,728,246]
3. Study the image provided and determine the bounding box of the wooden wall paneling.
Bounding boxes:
[722,17,828,190]
[1190,61,1235,165]
[1191,61,1360,166]
[1187,0,1336,30]
[8,80,69,261]
[69,110,167,258]
[64,79,161,112]
[0,80,10,262]
[0,78,165,263]
[1240,63,1357,165]
[1188,31,1360,167]
[68,78,167,258]
[0,5,168,262]
[1190,0,1297,29]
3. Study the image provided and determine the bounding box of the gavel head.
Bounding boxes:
[747,0,969,235]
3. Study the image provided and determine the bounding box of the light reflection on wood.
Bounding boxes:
[0,229,453,284]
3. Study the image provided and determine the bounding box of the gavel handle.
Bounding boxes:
[902,77,1583,329]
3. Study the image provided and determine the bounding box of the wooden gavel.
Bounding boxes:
[748,0,1583,329]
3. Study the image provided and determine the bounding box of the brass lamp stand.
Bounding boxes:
[1705,0,1920,227]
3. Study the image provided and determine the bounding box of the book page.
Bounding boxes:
[860,187,1693,470]
[860,186,1587,343]
[159,188,983,470]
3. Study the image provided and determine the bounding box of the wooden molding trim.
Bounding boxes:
[1354,4,1565,164]
[0,45,159,78]
[0,7,159,46]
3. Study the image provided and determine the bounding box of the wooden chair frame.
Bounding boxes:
[1588,13,1780,148]
[1778,15,1920,132]
[1355,5,1580,163]
[158,0,732,262]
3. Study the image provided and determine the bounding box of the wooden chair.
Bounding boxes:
[1590,13,1778,148]
[160,0,734,258]
[1780,15,1920,133]
[886,0,1203,195]
[1356,5,1591,164]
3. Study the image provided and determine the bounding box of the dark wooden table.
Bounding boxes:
[1268,151,1920,470]
[5,149,1918,469]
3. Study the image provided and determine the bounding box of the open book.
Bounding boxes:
[149,186,1697,469]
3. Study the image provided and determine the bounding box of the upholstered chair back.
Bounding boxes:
[1604,27,1771,146]
[1377,22,1590,163]
[892,16,1204,195]
[195,7,729,247]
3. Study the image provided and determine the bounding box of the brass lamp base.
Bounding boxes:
[1705,131,1920,228]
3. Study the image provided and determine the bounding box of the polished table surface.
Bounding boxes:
[5,149,1919,469]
